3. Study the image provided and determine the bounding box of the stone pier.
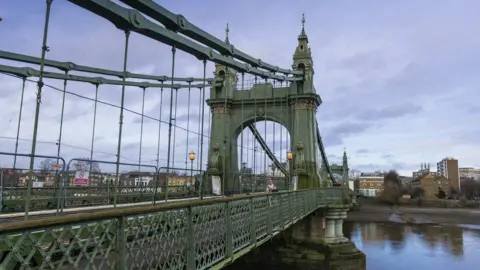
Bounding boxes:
[226,208,366,270]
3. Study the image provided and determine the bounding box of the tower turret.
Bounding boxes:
[292,14,314,93]
[211,23,237,99]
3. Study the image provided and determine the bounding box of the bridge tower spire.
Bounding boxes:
[342,148,349,184]
[289,13,325,188]
[292,13,314,92]
[211,23,237,100]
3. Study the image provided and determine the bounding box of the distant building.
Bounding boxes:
[398,176,413,187]
[436,157,460,191]
[459,167,480,181]
[413,162,432,180]
[411,171,447,200]
[459,167,480,174]
[267,162,288,177]
[358,172,384,197]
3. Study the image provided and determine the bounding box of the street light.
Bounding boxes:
[286,151,293,161]
[286,151,293,190]
[189,150,196,195]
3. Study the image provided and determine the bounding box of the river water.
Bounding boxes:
[345,222,480,270]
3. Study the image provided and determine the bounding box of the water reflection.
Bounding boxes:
[345,222,480,270]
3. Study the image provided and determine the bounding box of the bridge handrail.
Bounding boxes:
[0,188,346,234]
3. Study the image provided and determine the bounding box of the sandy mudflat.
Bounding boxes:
[346,204,480,225]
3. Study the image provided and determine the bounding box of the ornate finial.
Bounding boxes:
[225,23,230,44]
[299,13,306,36]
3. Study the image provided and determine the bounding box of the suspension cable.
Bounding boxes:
[88,83,99,182]
[156,85,164,169]
[166,44,176,173]
[240,72,245,177]
[172,88,179,169]
[13,77,26,170]
[184,82,192,172]
[196,87,202,171]
[113,29,131,207]
[25,0,53,220]
[138,87,146,171]
[264,77,268,187]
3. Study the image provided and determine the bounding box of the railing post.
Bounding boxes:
[187,205,195,269]
[152,172,159,205]
[165,176,169,202]
[249,197,256,245]
[279,193,284,228]
[266,195,272,236]
[115,216,127,270]
[289,192,293,224]
[225,201,233,259]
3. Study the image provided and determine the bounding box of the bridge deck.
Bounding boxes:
[0,188,349,270]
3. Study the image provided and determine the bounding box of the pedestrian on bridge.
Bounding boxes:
[267,178,278,192]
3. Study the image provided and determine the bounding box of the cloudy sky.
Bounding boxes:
[1,0,479,176]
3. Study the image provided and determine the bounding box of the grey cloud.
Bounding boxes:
[323,121,373,147]
[2,0,480,175]
[327,50,388,75]
[381,154,394,159]
[351,162,410,174]
[356,103,423,121]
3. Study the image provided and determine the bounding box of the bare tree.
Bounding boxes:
[378,170,403,205]
[411,187,425,206]
[461,177,480,199]
[38,159,55,175]
[70,157,101,173]
[448,186,460,199]
[411,186,425,198]
[348,169,361,180]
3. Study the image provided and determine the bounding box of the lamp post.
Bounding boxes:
[287,150,293,190]
[188,150,196,195]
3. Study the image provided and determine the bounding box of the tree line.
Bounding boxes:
[37,158,101,175]
[377,170,472,206]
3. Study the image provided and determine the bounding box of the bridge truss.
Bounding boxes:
[0,0,341,220]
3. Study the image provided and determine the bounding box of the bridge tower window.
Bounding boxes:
[218,70,226,78]
[297,63,305,71]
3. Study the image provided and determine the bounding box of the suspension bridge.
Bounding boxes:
[0,1,355,269]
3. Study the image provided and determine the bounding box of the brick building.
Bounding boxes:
[411,171,449,200]
[358,172,384,197]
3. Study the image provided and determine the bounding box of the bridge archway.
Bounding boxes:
[235,119,291,191]
[206,76,326,193]
[203,14,340,194]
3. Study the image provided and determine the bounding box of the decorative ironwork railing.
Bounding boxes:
[0,188,349,269]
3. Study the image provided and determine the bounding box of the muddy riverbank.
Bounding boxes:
[347,204,480,225]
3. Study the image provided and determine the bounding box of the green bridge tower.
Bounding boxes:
[206,16,330,193]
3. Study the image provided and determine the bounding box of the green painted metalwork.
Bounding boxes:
[0,50,211,82]
[118,0,301,76]
[67,0,302,82]
[25,0,53,221]
[0,186,198,213]
[0,188,350,269]
[247,124,288,176]
[0,64,211,89]
[206,20,330,193]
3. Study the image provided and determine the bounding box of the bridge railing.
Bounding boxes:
[0,152,66,214]
[0,188,349,270]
